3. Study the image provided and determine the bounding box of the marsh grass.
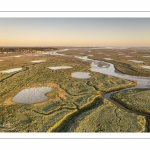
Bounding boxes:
[65,99,147,132]
[0,51,147,132]
[111,89,150,114]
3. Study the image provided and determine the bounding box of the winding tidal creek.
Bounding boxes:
[47,49,150,103]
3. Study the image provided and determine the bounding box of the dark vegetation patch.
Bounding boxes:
[64,99,146,132]
[111,89,150,114]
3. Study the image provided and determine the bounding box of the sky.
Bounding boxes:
[0,18,150,47]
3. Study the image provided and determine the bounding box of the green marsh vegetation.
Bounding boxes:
[0,49,149,132]
[111,89,150,114]
[64,99,146,132]
[110,88,150,131]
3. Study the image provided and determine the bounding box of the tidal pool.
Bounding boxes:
[128,60,144,63]
[31,60,46,63]
[48,66,72,70]
[141,65,150,69]
[104,58,114,60]
[71,72,91,79]
[13,87,52,104]
[118,54,124,55]
[143,56,150,58]
[14,55,22,57]
[0,68,22,73]
[125,56,132,57]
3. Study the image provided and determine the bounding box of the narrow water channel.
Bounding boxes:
[42,49,150,131]
[47,49,150,102]
[75,55,150,100]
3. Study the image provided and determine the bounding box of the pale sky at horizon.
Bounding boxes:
[0,18,150,47]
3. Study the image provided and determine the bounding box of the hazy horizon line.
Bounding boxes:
[1,46,150,48]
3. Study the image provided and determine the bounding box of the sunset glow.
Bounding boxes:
[0,18,150,47]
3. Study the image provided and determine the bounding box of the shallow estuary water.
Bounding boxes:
[31,49,150,101]
[48,49,150,87]
[49,49,150,100]
[74,55,150,100]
